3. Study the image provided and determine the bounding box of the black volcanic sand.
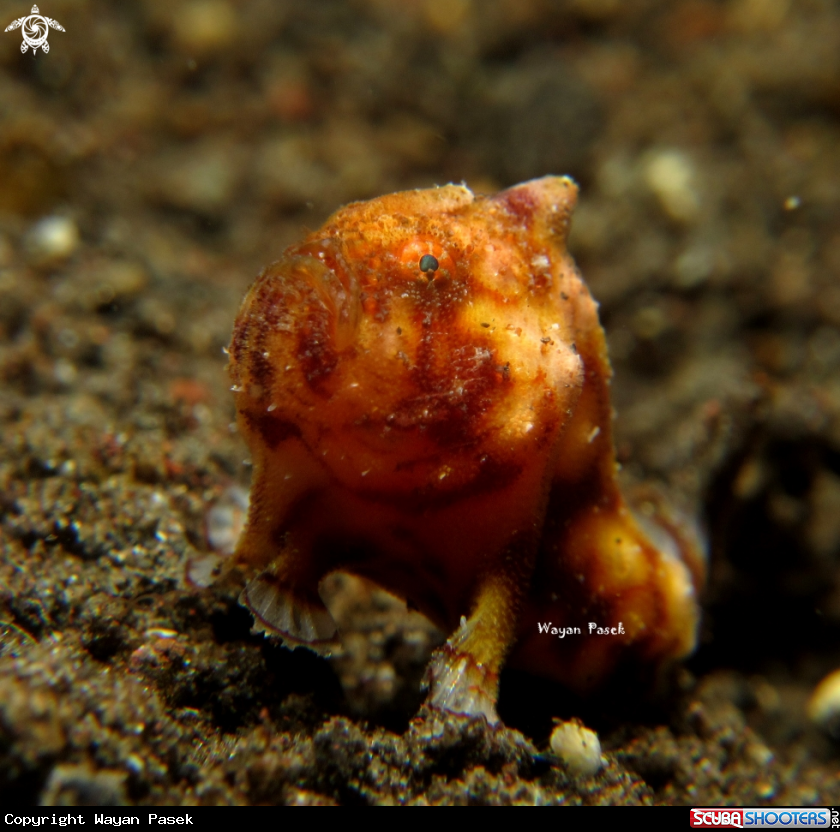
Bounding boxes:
[2,0,840,806]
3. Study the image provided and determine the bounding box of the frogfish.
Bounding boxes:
[197,176,705,724]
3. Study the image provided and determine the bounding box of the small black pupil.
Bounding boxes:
[419,254,439,273]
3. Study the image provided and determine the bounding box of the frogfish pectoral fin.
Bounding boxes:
[241,572,339,656]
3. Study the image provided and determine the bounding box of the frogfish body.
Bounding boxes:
[214,177,705,724]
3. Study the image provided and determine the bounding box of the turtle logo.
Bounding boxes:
[5,5,65,54]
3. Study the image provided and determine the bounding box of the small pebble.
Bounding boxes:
[550,718,603,777]
[174,0,237,52]
[643,149,700,223]
[807,668,840,734]
[40,764,127,806]
[27,216,79,261]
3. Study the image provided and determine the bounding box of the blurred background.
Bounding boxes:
[1,0,840,804]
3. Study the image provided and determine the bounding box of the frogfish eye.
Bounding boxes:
[419,254,439,273]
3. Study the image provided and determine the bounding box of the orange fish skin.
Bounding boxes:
[225,176,705,723]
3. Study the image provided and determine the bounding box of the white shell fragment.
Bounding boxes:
[205,484,249,555]
[186,485,250,587]
[807,668,840,734]
[186,552,224,588]
[549,719,603,777]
